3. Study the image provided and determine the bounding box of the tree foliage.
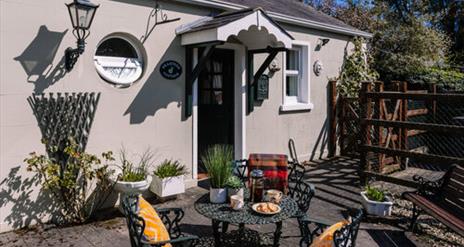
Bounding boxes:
[303,0,463,87]
[337,37,379,97]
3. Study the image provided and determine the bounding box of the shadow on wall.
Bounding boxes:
[14,25,68,93]
[124,37,186,124]
[309,81,334,160]
[0,166,60,230]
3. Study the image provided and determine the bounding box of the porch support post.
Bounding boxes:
[185,43,218,118]
[247,47,282,114]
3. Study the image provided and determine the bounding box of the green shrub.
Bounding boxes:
[409,67,464,91]
[118,148,154,182]
[201,145,233,188]
[154,159,187,179]
[365,185,386,202]
[225,176,243,189]
[24,138,114,225]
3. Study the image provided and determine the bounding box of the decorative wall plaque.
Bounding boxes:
[160,60,182,80]
[255,74,269,100]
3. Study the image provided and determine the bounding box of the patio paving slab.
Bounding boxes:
[0,156,429,246]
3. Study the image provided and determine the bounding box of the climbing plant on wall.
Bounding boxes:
[337,37,378,97]
[25,92,114,225]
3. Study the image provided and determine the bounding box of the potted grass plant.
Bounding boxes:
[112,148,154,195]
[226,176,244,198]
[360,185,393,217]
[150,159,187,198]
[201,145,233,203]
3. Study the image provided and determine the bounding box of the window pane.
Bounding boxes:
[213,61,222,73]
[286,76,298,96]
[212,91,223,105]
[96,38,138,58]
[212,75,222,89]
[286,49,299,71]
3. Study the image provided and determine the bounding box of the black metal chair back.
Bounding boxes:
[288,162,306,197]
[288,139,299,164]
[122,195,145,247]
[333,209,363,247]
[289,180,315,215]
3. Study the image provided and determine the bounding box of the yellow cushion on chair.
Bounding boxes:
[310,220,349,247]
[137,196,171,247]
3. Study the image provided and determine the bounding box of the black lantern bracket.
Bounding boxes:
[140,1,181,44]
[65,0,99,71]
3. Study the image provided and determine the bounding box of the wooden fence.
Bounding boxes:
[328,80,464,187]
[358,82,464,187]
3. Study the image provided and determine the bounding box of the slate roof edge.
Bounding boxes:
[172,0,373,38]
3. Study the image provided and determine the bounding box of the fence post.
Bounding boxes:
[429,83,437,121]
[359,81,372,185]
[374,81,384,173]
[328,80,337,157]
[339,97,346,156]
[400,81,408,169]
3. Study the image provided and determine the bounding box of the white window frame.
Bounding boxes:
[93,35,144,87]
[281,40,313,112]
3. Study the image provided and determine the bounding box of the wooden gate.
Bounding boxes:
[359,81,464,186]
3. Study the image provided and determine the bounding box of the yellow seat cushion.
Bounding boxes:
[310,220,349,247]
[137,196,171,247]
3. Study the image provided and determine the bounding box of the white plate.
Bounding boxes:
[252,202,281,215]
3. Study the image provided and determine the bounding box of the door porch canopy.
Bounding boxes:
[176,8,294,117]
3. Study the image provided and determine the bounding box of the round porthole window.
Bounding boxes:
[94,34,144,87]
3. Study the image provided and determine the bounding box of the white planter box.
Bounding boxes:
[150,175,185,198]
[360,191,393,217]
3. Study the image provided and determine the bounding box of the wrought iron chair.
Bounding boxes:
[333,209,363,247]
[287,176,316,247]
[122,195,198,247]
[299,208,364,247]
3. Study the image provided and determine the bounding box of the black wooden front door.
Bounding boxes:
[198,49,234,166]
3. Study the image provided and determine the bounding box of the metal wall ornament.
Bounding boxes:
[160,60,182,80]
[140,2,181,44]
[255,74,269,100]
[313,60,323,76]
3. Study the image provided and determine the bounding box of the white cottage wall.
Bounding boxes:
[0,0,212,232]
[246,25,354,161]
[0,0,356,232]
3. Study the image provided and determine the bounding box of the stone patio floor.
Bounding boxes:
[0,156,429,247]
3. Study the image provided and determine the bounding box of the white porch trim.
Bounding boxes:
[191,44,247,181]
[176,9,293,49]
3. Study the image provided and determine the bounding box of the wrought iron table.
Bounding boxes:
[194,193,298,247]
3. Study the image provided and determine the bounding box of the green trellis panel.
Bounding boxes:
[28,92,100,157]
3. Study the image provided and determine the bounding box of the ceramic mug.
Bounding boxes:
[264,189,283,204]
[230,195,244,210]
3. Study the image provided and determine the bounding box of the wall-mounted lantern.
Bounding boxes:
[315,38,330,51]
[65,0,99,71]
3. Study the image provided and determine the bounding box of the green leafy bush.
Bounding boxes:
[372,19,450,82]
[225,176,243,189]
[154,159,187,179]
[24,138,114,225]
[118,148,154,182]
[337,37,378,97]
[409,67,464,91]
[365,185,386,202]
[201,145,233,188]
